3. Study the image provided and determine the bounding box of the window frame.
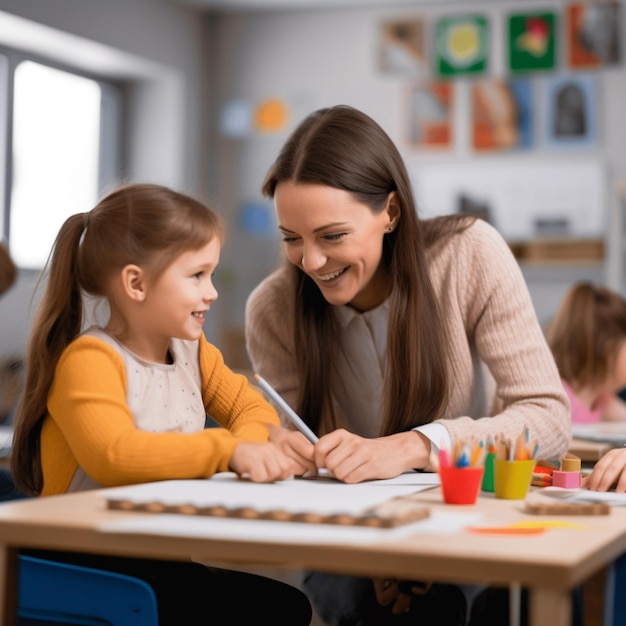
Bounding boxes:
[0,44,124,264]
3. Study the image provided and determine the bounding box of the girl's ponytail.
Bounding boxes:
[11,213,87,495]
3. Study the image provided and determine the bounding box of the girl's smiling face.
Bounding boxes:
[274,181,398,312]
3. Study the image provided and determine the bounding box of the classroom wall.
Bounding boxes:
[209,0,626,358]
[1,0,626,367]
[0,0,217,358]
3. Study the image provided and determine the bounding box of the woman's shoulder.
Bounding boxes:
[431,218,512,268]
[456,217,507,249]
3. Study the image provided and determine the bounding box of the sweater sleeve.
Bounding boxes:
[432,220,571,460]
[198,333,281,440]
[42,336,276,494]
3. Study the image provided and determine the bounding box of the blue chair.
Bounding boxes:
[18,554,159,625]
[602,551,626,626]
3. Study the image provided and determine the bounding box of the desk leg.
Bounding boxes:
[529,587,571,626]
[0,544,18,626]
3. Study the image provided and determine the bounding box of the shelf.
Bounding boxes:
[508,238,604,264]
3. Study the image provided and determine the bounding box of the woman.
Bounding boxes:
[245,105,570,625]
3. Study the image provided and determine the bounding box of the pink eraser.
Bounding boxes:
[552,470,581,489]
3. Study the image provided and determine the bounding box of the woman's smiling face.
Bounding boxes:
[274,181,397,312]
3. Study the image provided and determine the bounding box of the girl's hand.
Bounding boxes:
[228,440,303,482]
[583,448,626,492]
[267,424,317,476]
[314,429,431,483]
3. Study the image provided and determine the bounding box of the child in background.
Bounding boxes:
[10,183,314,625]
[545,281,626,424]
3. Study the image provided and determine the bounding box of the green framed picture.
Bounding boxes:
[435,15,489,76]
[508,12,557,72]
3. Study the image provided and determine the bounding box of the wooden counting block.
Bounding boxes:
[231,507,261,519]
[198,506,229,517]
[263,509,293,522]
[524,501,610,516]
[177,504,199,515]
[291,512,327,524]
[108,499,134,511]
[144,501,166,513]
[326,513,358,526]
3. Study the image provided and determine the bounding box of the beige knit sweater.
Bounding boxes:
[245,219,571,461]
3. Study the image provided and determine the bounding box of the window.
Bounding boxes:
[0,49,121,269]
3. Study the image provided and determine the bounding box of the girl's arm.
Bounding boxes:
[43,338,270,493]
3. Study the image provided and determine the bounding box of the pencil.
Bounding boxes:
[253,374,319,443]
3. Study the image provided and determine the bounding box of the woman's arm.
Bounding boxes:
[431,221,571,461]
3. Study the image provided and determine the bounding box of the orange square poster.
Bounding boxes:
[406,82,454,149]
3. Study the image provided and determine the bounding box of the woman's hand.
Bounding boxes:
[267,424,317,476]
[228,440,305,482]
[583,448,626,492]
[314,429,431,483]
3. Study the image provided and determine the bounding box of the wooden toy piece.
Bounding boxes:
[263,509,293,522]
[561,453,582,472]
[291,512,328,524]
[326,513,359,526]
[108,499,136,511]
[144,501,166,513]
[524,501,610,516]
[231,507,262,519]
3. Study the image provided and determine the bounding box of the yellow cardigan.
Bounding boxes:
[40,333,279,495]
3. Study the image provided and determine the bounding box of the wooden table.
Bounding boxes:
[1,484,626,626]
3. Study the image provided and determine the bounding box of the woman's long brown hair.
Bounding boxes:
[11,183,225,495]
[262,105,473,436]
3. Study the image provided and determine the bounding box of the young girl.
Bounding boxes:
[546,281,626,424]
[245,105,570,626]
[11,183,313,625]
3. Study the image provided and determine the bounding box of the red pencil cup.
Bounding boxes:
[439,466,484,505]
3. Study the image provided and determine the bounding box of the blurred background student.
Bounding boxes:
[545,281,626,424]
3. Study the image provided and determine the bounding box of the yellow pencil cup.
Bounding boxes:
[494,459,535,500]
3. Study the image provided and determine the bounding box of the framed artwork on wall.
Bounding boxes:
[435,15,489,77]
[471,78,534,152]
[542,74,599,149]
[406,81,454,150]
[508,11,557,72]
[378,18,427,75]
[566,1,621,69]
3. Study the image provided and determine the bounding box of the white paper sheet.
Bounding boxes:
[103,472,439,517]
